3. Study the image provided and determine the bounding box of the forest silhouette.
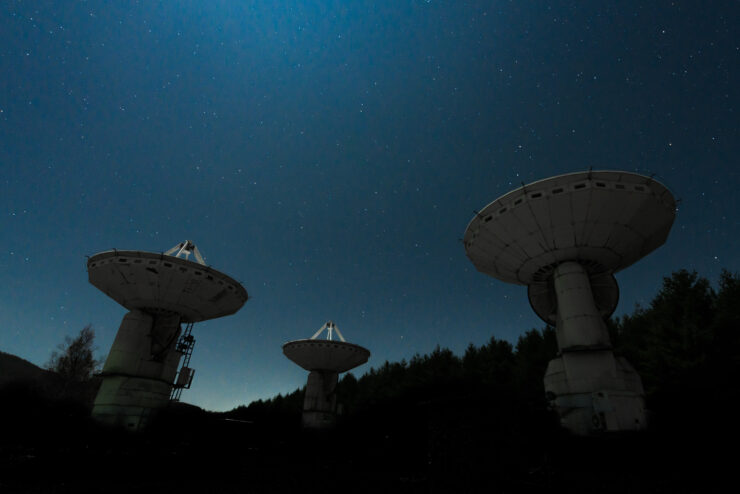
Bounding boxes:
[231,269,740,432]
[1,268,738,492]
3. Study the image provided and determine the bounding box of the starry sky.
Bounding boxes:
[1,1,738,411]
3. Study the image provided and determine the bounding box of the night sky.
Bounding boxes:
[1,1,737,411]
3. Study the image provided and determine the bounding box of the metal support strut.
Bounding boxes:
[170,322,196,402]
[310,320,346,342]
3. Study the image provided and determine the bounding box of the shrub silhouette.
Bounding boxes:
[45,325,102,382]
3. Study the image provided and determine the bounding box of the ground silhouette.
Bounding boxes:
[0,269,737,492]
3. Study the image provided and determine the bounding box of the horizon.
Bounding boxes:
[2,263,735,413]
[2,1,738,411]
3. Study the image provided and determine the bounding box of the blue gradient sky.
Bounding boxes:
[1,1,737,411]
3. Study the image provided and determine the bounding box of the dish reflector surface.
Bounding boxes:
[88,250,248,322]
[283,340,370,373]
[463,171,676,285]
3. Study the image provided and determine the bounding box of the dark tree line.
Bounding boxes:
[230,269,740,437]
[609,269,740,430]
[220,269,739,490]
[227,329,557,421]
[2,269,737,492]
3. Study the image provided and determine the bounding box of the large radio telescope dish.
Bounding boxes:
[89,240,248,431]
[88,242,248,323]
[283,321,370,373]
[283,321,370,429]
[463,171,676,435]
[463,170,676,284]
[463,171,675,323]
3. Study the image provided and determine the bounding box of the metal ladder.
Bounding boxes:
[170,322,196,402]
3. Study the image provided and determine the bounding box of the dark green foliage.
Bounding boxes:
[610,269,740,430]
[45,324,102,382]
[2,268,739,492]
[232,268,740,472]
[224,387,304,428]
[709,270,740,376]
[1,343,102,429]
[514,326,558,401]
[333,331,557,423]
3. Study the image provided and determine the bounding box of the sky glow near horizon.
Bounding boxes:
[1,1,737,411]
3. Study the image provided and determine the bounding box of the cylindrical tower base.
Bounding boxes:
[545,353,646,434]
[552,262,611,349]
[302,370,338,429]
[91,376,173,430]
[91,310,183,430]
[545,262,646,434]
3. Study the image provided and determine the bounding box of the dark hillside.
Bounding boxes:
[0,351,51,387]
[0,269,737,492]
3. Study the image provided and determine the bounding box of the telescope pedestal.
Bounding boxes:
[302,370,339,429]
[544,262,646,434]
[91,310,183,430]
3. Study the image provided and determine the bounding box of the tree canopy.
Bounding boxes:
[45,325,102,382]
[609,269,740,426]
[230,269,740,436]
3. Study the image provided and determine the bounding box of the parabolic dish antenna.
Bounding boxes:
[89,240,248,431]
[463,171,676,435]
[283,321,370,373]
[283,340,371,374]
[463,170,676,285]
[283,321,370,429]
[88,241,248,323]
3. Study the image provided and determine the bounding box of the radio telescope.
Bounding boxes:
[283,321,370,429]
[88,240,248,430]
[463,171,676,435]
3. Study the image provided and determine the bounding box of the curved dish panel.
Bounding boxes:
[88,250,248,322]
[283,339,370,373]
[463,171,676,285]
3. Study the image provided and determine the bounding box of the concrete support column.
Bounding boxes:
[92,310,183,430]
[544,262,646,434]
[302,370,338,429]
[552,261,610,350]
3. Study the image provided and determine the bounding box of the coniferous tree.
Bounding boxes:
[610,269,740,429]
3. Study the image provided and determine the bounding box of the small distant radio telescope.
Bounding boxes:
[88,240,248,430]
[283,321,370,429]
[463,171,676,435]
